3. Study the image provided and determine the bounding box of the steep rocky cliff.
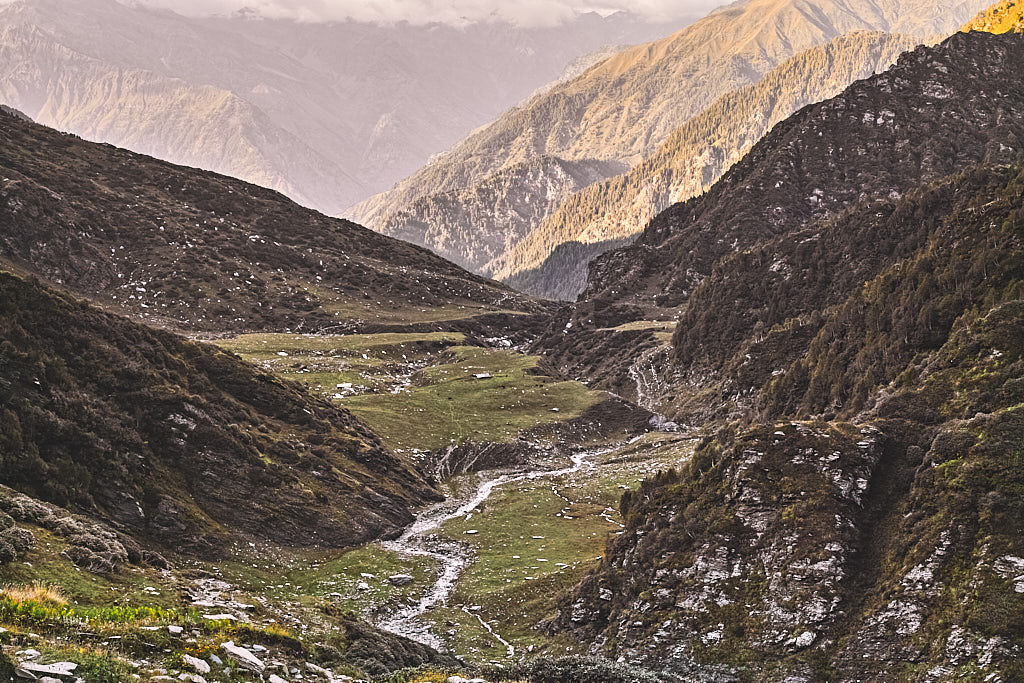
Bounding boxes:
[542,27,1024,682]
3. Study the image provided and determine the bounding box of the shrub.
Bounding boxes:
[0,526,34,553]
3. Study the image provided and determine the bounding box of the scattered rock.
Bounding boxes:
[16,661,77,679]
[795,631,817,648]
[387,574,414,587]
[305,661,330,676]
[220,641,265,674]
[182,654,210,674]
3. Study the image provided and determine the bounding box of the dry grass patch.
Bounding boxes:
[1,583,68,605]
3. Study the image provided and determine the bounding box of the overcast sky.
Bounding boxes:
[128,0,729,26]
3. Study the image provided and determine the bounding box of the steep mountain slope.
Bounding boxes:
[535,26,1024,680]
[375,156,625,271]
[0,270,437,555]
[537,31,1024,400]
[350,0,990,268]
[0,109,540,334]
[555,165,1024,680]
[0,0,680,215]
[964,0,1024,31]
[495,31,923,298]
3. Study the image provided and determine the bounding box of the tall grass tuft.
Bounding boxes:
[1,583,68,605]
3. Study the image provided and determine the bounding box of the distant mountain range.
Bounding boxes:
[496,30,923,299]
[0,0,683,215]
[351,0,992,298]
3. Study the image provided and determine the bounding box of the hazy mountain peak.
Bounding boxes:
[0,0,683,214]
[351,0,991,291]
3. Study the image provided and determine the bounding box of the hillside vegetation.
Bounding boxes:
[539,26,1024,681]
[537,31,1024,400]
[558,173,1024,675]
[0,271,436,554]
[0,109,539,334]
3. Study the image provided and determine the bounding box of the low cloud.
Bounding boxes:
[129,0,726,26]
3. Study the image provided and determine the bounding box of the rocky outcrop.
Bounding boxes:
[561,423,888,678]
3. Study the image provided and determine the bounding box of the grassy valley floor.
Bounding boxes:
[214,331,689,663]
[1,329,680,680]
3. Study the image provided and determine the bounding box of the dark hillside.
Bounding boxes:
[544,24,1024,681]
[537,31,1024,404]
[0,110,541,334]
[555,165,1024,680]
[0,271,436,554]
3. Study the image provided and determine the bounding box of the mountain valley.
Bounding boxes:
[1,1,1023,682]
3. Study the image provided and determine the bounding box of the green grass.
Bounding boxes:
[218,333,604,452]
[0,527,177,609]
[343,346,602,450]
[212,544,441,621]
[218,331,465,355]
[600,319,677,344]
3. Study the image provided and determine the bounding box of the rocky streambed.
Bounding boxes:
[376,446,609,651]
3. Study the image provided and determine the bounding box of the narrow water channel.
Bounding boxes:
[376,447,606,650]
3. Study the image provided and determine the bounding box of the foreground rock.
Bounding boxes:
[220,642,265,674]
